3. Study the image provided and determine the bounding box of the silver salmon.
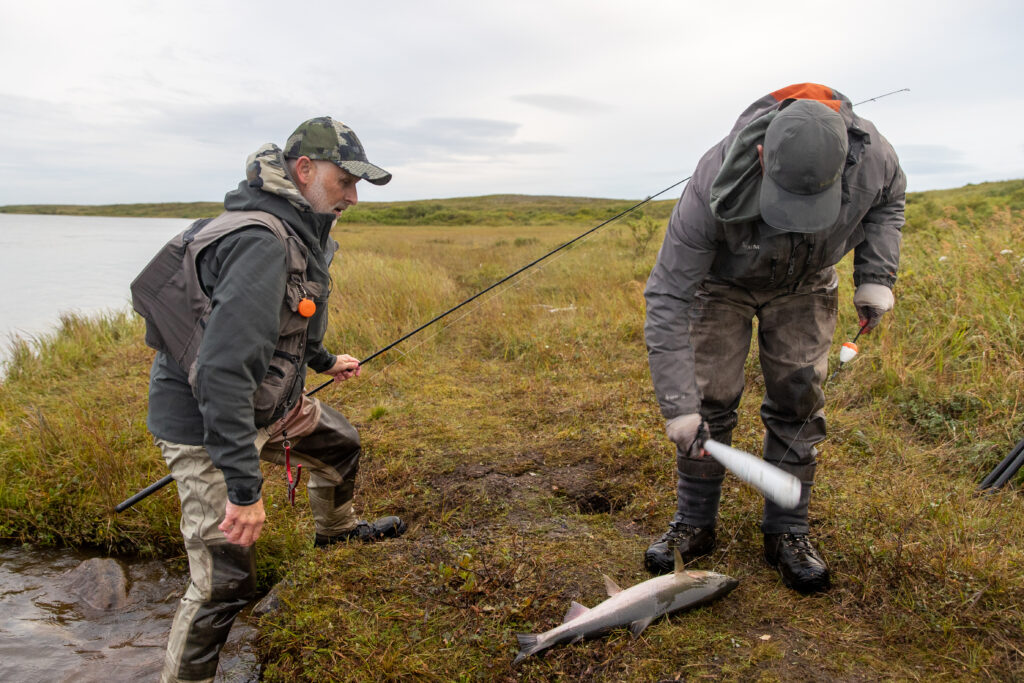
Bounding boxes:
[514,553,737,664]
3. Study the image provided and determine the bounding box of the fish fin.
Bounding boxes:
[629,616,655,638]
[673,548,685,574]
[513,633,543,665]
[602,573,623,597]
[563,600,590,623]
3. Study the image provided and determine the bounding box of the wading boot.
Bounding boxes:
[314,516,407,547]
[643,522,716,575]
[764,532,830,594]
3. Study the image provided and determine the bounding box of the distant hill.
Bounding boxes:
[0,194,678,225]
[0,201,222,219]
[6,180,1023,227]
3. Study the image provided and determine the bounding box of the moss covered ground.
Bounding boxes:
[2,182,1022,680]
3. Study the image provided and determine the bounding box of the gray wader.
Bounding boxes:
[675,267,838,534]
[159,396,360,682]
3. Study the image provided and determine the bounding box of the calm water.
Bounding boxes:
[0,213,191,359]
[0,545,258,682]
[0,214,259,679]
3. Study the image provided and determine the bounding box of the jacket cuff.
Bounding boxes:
[308,349,336,374]
[662,404,701,421]
[226,477,263,506]
[853,272,896,288]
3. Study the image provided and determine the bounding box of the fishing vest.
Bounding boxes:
[131,210,323,426]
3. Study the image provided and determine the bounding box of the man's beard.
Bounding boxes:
[305,171,336,214]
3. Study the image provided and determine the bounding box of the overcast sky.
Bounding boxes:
[2,0,1022,206]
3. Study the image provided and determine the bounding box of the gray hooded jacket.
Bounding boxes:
[146,144,339,505]
[644,84,906,420]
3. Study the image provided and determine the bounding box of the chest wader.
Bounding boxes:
[684,267,838,535]
[645,269,837,577]
[133,211,319,683]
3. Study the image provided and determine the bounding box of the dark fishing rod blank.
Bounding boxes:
[113,179,689,512]
[114,86,912,513]
[306,178,690,398]
[114,473,174,512]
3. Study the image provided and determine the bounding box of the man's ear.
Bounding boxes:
[291,156,316,188]
[756,144,764,174]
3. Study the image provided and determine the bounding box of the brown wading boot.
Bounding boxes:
[764,533,831,594]
[314,516,407,547]
[643,522,716,575]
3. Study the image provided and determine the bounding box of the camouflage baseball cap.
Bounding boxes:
[759,99,848,233]
[285,116,392,186]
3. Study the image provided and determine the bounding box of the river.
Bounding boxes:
[0,213,191,362]
[0,214,260,680]
[0,545,258,682]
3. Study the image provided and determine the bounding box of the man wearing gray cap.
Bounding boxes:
[132,117,404,681]
[642,84,905,593]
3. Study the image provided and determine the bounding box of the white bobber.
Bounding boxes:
[838,341,859,364]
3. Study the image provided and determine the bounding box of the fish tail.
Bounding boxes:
[513,633,544,665]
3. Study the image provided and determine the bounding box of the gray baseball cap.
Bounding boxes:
[759,100,848,232]
[285,116,392,186]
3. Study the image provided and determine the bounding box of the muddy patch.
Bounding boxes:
[431,457,635,518]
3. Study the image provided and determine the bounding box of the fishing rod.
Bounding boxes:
[302,88,911,406]
[114,177,691,512]
[853,88,910,106]
[117,86,912,514]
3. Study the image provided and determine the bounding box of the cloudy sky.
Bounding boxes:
[1,0,1022,206]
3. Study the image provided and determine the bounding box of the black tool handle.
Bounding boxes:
[979,436,1024,491]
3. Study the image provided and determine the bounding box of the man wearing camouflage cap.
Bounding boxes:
[133,117,404,681]
[642,84,905,593]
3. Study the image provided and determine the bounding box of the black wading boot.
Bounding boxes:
[314,516,407,547]
[644,522,716,575]
[764,532,830,594]
[644,445,725,575]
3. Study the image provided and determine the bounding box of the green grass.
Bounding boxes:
[2,184,1023,680]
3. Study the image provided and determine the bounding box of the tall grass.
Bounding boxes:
[1,183,1023,679]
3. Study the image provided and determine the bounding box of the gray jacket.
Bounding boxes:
[644,85,906,420]
[146,144,338,505]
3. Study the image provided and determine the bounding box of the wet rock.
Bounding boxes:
[62,557,128,611]
[251,577,295,618]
